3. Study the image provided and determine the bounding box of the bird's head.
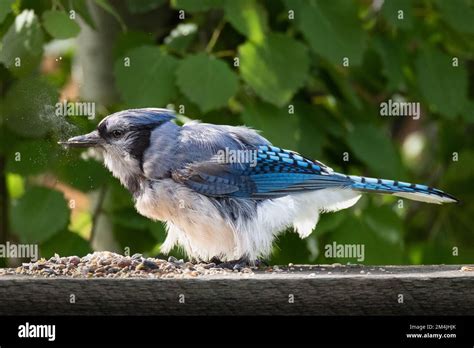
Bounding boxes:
[59,108,176,192]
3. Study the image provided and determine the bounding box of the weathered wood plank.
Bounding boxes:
[0,265,472,315]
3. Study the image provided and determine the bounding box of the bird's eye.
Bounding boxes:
[112,130,123,138]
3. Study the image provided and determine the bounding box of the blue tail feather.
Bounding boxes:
[345,174,458,204]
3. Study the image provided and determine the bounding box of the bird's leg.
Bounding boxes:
[215,257,251,271]
[209,256,222,265]
[189,257,199,264]
[206,257,269,270]
[254,258,269,268]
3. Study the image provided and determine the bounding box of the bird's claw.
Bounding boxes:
[206,257,269,270]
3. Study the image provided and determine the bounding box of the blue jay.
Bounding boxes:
[60,108,457,264]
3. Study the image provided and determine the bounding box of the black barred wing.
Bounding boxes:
[172,145,351,199]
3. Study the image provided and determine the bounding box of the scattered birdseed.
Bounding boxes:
[0,251,254,279]
[461,266,474,272]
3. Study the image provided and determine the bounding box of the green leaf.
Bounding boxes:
[113,224,157,254]
[56,158,110,192]
[126,0,166,13]
[323,215,404,264]
[314,210,348,236]
[415,49,468,119]
[224,0,268,43]
[416,243,474,264]
[364,204,404,246]
[442,150,474,184]
[176,53,238,112]
[6,140,58,176]
[115,46,179,107]
[240,100,299,149]
[324,65,362,109]
[40,231,92,259]
[69,211,92,238]
[93,0,126,31]
[3,76,59,138]
[42,10,81,39]
[461,100,474,123]
[381,0,413,29]
[164,23,197,55]
[0,9,44,76]
[11,187,70,243]
[436,0,474,34]
[61,0,96,29]
[105,179,135,212]
[270,230,311,265]
[7,173,25,199]
[287,0,367,65]
[149,221,167,244]
[171,0,223,12]
[373,37,406,91]
[111,208,151,230]
[0,127,16,156]
[0,0,14,24]
[294,103,325,159]
[347,124,401,178]
[239,33,309,106]
[113,31,155,62]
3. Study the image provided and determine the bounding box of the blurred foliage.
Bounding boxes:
[0,0,473,265]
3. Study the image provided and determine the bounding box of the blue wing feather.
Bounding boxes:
[172,144,457,203]
[173,145,351,198]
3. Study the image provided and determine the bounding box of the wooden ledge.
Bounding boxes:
[0,264,473,315]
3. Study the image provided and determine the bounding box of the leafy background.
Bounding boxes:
[0,0,473,266]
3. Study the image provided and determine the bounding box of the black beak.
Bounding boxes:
[58,130,102,148]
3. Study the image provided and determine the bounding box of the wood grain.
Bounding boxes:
[0,264,472,315]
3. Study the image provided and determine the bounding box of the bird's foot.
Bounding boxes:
[218,259,248,271]
[254,258,269,268]
[209,256,222,265]
[207,257,269,271]
[204,257,248,271]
